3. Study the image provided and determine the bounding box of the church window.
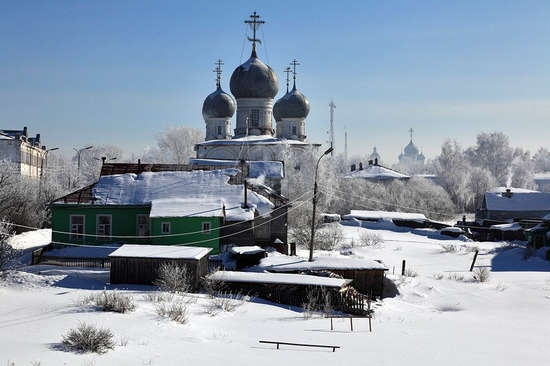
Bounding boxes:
[251,109,259,126]
[292,126,297,135]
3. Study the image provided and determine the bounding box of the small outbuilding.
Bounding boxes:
[109,244,212,289]
[230,246,267,270]
[258,255,388,298]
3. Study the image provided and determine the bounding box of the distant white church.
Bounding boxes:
[194,12,318,162]
[398,128,425,166]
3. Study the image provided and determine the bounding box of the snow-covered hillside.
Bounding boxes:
[1,225,550,365]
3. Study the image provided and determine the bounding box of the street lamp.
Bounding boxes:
[309,146,334,262]
[73,145,93,187]
[40,147,59,179]
[73,145,93,171]
[40,147,59,183]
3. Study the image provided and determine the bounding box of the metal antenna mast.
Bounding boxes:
[344,125,348,161]
[328,99,336,156]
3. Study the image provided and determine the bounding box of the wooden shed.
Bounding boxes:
[109,245,212,289]
[260,256,388,298]
[230,246,267,270]
[207,271,368,315]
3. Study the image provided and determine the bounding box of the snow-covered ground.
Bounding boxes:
[2,225,550,365]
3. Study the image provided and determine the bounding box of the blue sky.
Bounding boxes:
[1,0,549,164]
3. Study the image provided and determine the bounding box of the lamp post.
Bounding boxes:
[40,147,59,179]
[309,147,334,262]
[73,145,93,187]
[73,145,93,170]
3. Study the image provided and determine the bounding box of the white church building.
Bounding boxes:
[194,12,319,163]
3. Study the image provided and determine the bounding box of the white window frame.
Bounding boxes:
[96,214,112,240]
[161,222,171,234]
[201,221,211,234]
[70,215,85,240]
[137,214,151,237]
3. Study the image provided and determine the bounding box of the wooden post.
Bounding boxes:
[401,260,406,276]
[469,250,479,271]
[368,298,372,332]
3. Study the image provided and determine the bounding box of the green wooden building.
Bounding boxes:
[49,167,281,254]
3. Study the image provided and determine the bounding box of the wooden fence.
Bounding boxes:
[32,248,224,273]
[220,281,370,316]
[34,254,111,268]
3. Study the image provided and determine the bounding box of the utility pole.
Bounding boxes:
[328,99,336,156]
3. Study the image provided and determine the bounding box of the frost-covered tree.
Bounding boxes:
[281,146,338,249]
[509,148,537,190]
[532,147,550,173]
[145,125,203,164]
[78,145,123,186]
[433,140,470,211]
[467,166,497,211]
[0,160,57,230]
[466,132,513,186]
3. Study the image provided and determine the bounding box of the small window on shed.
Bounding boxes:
[161,222,171,234]
[201,221,211,234]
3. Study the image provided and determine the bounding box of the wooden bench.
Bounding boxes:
[259,340,340,352]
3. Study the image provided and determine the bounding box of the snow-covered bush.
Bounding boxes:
[143,291,175,303]
[301,287,332,318]
[315,223,344,250]
[203,292,247,315]
[473,266,490,283]
[155,300,189,324]
[61,322,115,354]
[83,289,137,313]
[440,243,458,253]
[358,231,384,247]
[154,262,191,294]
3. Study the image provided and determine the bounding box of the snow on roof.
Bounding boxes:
[109,244,212,259]
[230,246,265,255]
[344,164,409,180]
[343,210,427,222]
[259,254,388,271]
[187,159,284,179]
[195,135,309,147]
[484,190,550,211]
[90,170,274,220]
[207,270,351,288]
[490,223,523,231]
